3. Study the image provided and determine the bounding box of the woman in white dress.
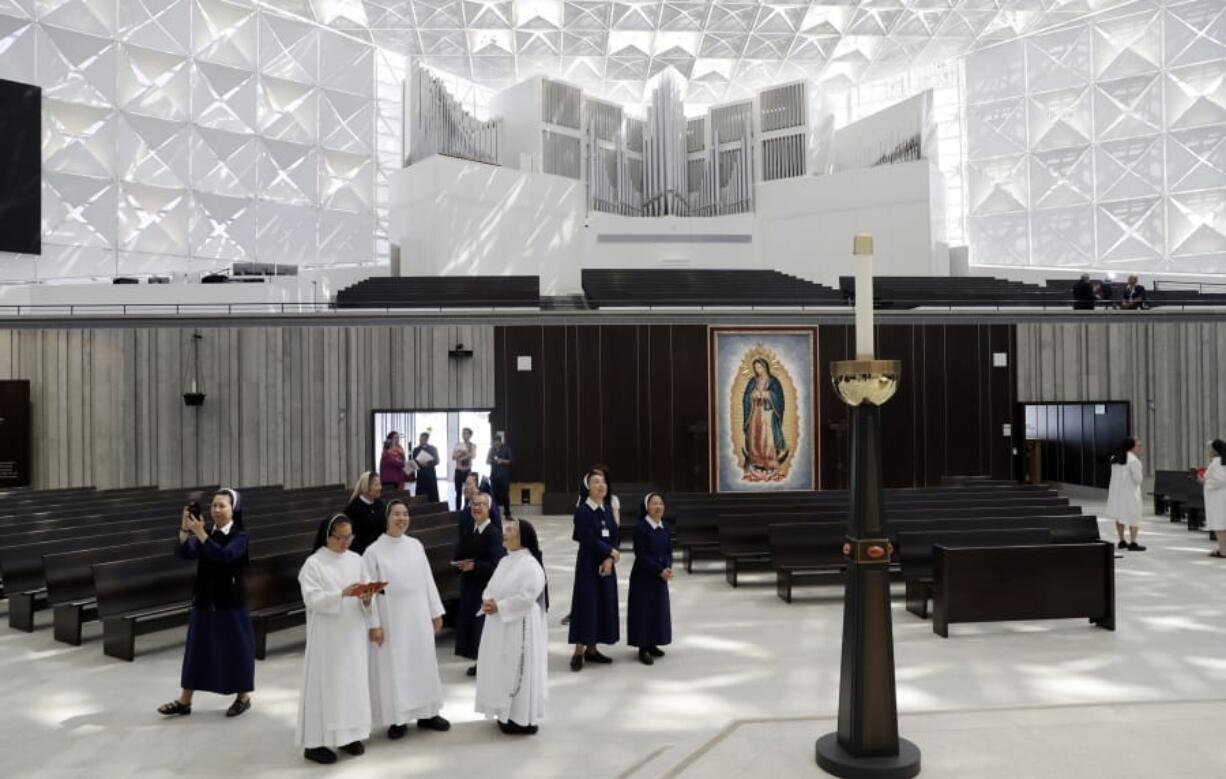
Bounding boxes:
[1199,439,1226,559]
[364,499,451,738]
[475,518,548,735]
[1105,437,1146,552]
[296,515,379,765]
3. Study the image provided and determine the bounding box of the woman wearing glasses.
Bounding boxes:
[296,515,379,765]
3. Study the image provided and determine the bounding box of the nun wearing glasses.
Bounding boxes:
[296,514,379,765]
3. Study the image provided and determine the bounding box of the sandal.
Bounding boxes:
[1209,550,1225,558]
[157,700,191,716]
[226,697,251,718]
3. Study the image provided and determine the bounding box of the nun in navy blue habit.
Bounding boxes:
[568,469,620,671]
[158,488,255,718]
[458,472,501,532]
[627,492,673,665]
[453,492,505,674]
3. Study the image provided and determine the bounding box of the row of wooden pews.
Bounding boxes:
[0,485,465,662]
[1152,469,1216,537]
[663,482,1114,637]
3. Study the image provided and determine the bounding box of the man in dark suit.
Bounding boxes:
[1072,274,1096,310]
[1120,275,1148,310]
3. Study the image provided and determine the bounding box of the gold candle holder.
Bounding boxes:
[831,359,902,407]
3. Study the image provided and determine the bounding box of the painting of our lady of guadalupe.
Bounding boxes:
[709,328,817,492]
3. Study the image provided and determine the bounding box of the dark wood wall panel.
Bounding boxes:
[495,323,1017,494]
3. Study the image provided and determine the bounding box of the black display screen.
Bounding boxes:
[0,79,41,255]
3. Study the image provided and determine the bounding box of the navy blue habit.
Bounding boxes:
[452,517,505,659]
[627,516,673,648]
[176,524,255,694]
[568,499,620,646]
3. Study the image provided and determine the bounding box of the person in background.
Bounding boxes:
[344,472,386,555]
[411,432,441,504]
[379,432,407,493]
[1105,437,1146,552]
[487,433,514,518]
[1120,275,1148,310]
[474,518,548,735]
[363,500,450,738]
[627,493,673,666]
[158,488,254,719]
[1095,278,1114,308]
[453,493,505,676]
[1199,439,1226,559]
[568,470,620,672]
[297,515,377,764]
[459,472,501,529]
[451,428,477,511]
[1073,274,1096,310]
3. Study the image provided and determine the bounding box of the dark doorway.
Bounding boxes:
[1020,401,1130,489]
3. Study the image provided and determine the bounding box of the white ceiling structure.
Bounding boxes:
[267,1,1137,105]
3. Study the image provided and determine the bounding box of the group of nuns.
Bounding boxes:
[157,476,550,766]
[569,467,675,670]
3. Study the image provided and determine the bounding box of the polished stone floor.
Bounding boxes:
[1,498,1223,778]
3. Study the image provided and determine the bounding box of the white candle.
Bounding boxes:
[853,233,874,359]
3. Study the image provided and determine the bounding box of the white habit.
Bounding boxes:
[296,547,378,749]
[1205,456,1226,532]
[474,548,548,726]
[363,533,446,725]
[1105,451,1143,527]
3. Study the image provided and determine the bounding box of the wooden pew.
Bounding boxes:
[931,542,1115,637]
[898,528,1052,618]
[1152,470,1185,516]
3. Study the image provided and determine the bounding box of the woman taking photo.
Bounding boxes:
[157,488,254,718]
[568,470,620,671]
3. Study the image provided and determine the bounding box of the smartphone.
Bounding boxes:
[187,501,202,520]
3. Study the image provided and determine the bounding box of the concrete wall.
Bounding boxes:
[0,324,495,489]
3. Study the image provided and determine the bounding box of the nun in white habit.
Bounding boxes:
[363,499,451,737]
[1105,437,1146,552]
[296,514,379,765]
[474,517,548,735]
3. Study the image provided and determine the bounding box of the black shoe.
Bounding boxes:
[157,700,191,717]
[570,654,583,672]
[584,648,613,664]
[1118,540,1128,550]
[417,715,451,732]
[638,648,654,666]
[387,724,408,740]
[339,741,365,756]
[304,747,337,764]
[647,646,665,658]
[225,697,250,718]
[498,719,538,735]
[1128,542,1146,551]
[466,665,477,677]
[561,613,571,625]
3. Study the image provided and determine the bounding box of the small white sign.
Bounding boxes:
[516,355,532,372]
[992,352,1008,367]
[1002,423,1012,437]
[1094,404,1106,415]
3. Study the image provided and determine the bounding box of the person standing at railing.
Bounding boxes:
[1072,274,1096,310]
[157,488,254,719]
[1120,275,1148,310]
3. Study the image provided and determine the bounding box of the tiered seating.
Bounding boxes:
[839,276,1061,309]
[582,269,844,308]
[335,276,540,309]
[0,485,464,662]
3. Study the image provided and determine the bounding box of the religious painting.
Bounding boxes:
[709,327,817,492]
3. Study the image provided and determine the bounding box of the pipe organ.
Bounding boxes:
[404,64,499,166]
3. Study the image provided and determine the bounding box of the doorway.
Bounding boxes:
[1020,401,1131,489]
[372,409,493,508]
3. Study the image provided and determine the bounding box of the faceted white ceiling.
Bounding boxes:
[264,1,1137,105]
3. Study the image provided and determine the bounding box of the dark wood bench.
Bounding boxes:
[1152,470,1185,516]
[768,521,847,602]
[931,541,1115,637]
[898,528,1052,619]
